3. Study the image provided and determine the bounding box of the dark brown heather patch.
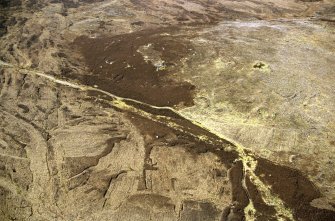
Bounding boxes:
[125,111,248,220]
[84,75,335,221]
[72,28,195,107]
[255,158,335,221]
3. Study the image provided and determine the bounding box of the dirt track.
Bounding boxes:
[1,0,335,220]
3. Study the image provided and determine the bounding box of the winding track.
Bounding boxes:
[0,60,296,220]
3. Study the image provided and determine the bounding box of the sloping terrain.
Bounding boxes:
[0,0,335,220]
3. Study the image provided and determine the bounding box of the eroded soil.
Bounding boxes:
[1,0,335,220]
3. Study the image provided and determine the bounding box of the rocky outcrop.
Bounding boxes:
[0,68,239,220]
[1,0,335,220]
